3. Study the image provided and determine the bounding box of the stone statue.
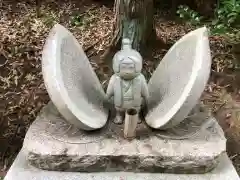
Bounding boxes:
[40,24,212,131]
[5,24,240,180]
[106,38,149,124]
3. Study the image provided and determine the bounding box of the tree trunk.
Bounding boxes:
[113,0,155,52]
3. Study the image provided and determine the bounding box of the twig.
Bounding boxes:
[230,154,239,160]
[212,52,235,60]
[213,102,227,114]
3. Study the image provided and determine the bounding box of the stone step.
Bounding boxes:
[4,150,240,180]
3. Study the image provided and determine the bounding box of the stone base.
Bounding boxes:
[23,103,226,173]
[4,150,240,180]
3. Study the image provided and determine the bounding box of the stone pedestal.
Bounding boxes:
[4,150,240,180]
[22,103,226,173]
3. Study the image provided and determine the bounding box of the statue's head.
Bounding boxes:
[113,39,143,80]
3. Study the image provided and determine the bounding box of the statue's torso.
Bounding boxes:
[113,74,143,110]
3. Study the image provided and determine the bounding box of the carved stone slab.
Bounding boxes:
[146,27,211,129]
[23,103,226,173]
[4,151,240,180]
[42,24,108,130]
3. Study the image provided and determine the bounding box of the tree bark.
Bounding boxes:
[113,0,155,52]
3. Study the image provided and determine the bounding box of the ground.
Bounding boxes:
[0,0,240,177]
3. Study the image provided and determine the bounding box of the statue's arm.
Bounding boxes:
[106,75,115,99]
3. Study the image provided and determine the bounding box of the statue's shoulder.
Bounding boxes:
[137,73,146,80]
[110,74,120,81]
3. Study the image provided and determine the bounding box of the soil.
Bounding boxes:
[0,0,240,177]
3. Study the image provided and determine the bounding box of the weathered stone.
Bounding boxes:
[42,24,212,132]
[23,103,226,173]
[42,24,108,130]
[124,109,138,139]
[107,38,149,126]
[146,27,211,130]
[4,150,240,180]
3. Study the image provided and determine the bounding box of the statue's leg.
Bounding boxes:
[114,107,125,125]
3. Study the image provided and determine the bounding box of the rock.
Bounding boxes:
[4,150,240,180]
[23,103,226,173]
[146,27,211,130]
[42,24,108,130]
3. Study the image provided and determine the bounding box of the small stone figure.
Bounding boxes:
[106,38,149,124]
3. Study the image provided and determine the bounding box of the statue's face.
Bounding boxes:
[119,61,136,80]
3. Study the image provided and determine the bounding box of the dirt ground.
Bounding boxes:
[0,0,240,176]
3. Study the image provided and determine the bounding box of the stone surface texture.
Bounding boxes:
[4,150,240,180]
[124,109,138,138]
[23,103,226,173]
[106,38,149,125]
[146,27,211,130]
[42,24,212,131]
[42,24,108,130]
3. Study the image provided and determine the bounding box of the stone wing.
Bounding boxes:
[145,27,211,129]
[42,24,108,130]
